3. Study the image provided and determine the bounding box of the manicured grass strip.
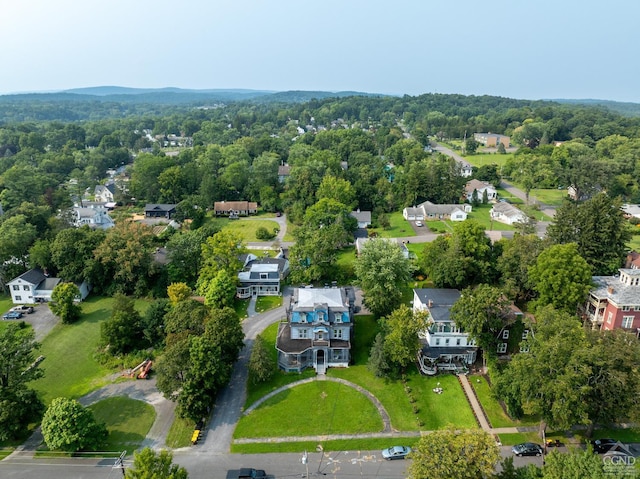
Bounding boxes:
[255,295,283,313]
[166,416,195,448]
[496,432,542,446]
[0,294,14,314]
[232,437,421,454]
[32,297,114,403]
[463,153,513,168]
[571,427,640,444]
[235,381,383,438]
[89,397,155,452]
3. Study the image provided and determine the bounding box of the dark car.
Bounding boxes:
[382,446,412,460]
[512,442,543,457]
[3,311,24,320]
[238,468,266,478]
[591,438,617,454]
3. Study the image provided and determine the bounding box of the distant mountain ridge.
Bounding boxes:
[63,86,276,96]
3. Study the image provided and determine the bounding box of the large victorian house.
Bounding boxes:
[276,287,355,374]
[413,288,477,375]
[585,268,640,331]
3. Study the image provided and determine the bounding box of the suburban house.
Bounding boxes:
[460,161,473,178]
[213,201,258,217]
[413,288,477,375]
[584,268,640,331]
[464,179,497,203]
[144,204,177,219]
[277,164,291,183]
[236,254,290,298]
[473,133,510,148]
[72,205,114,229]
[354,237,409,259]
[403,201,471,222]
[276,287,355,374]
[94,182,116,203]
[350,209,372,228]
[489,202,528,225]
[7,268,90,304]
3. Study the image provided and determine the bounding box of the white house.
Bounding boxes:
[236,255,289,299]
[72,205,114,229]
[94,182,117,203]
[413,288,477,375]
[489,202,528,225]
[350,210,371,228]
[403,201,471,222]
[460,162,473,178]
[7,269,90,304]
[464,179,497,203]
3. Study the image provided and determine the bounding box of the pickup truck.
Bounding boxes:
[226,468,267,479]
[11,305,34,314]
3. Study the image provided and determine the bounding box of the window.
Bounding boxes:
[435,338,440,346]
[23,285,29,291]
[520,343,530,353]
[300,313,306,323]
[12,285,19,291]
[635,306,640,312]
[15,295,21,301]
[522,330,529,340]
[607,312,613,324]
[260,273,268,279]
[622,316,634,328]
[502,330,510,339]
[622,306,630,312]
[298,329,308,339]
[497,343,507,354]
[445,338,450,345]
[456,338,461,346]
[333,329,343,339]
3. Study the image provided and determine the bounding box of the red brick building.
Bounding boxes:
[584,268,640,331]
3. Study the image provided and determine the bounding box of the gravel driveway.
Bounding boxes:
[3,303,59,341]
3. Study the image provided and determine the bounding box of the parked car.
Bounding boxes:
[382,446,412,460]
[11,305,34,314]
[415,221,423,227]
[3,311,24,320]
[512,442,543,457]
[591,438,617,454]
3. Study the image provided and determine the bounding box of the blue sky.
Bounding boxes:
[1,0,638,103]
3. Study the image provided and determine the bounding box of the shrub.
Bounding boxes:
[255,226,276,240]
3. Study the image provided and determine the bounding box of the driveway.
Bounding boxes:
[3,303,58,341]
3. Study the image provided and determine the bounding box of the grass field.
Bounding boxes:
[235,380,384,438]
[218,218,281,242]
[469,375,538,428]
[89,397,156,452]
[166,416,194,448]
[369,211,415,238]
[32,297,115,404]
[464,153,513,168]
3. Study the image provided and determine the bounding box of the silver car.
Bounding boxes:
[382,446,412,460]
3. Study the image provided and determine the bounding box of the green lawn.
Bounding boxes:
[234,298,249,319]
[369,211,415,238]
[219,219,281,242]
[232,437,421,454]
[255,295,283,313]
[0,293,14,314]
[464,153,513,168]
[496,432,542,446]
[468,204,516,231]
[32,297,115,404]
[627,231,640,252]
[469,375,538,428]
[234,380,384,438]
[166,416,195,448]
[89,397,156,452]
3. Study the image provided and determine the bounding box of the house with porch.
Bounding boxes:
[7,268,90,304]
[236,254,289,298]
[413,288,477,375]
[276,287,355,374]
[584,268,640,331]
[144,204,177,219]
[72,205,115,229]
[94,182,117,203]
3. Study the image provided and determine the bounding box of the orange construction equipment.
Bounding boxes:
[137,360,152,379]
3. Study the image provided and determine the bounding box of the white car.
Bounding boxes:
[415,221,423,227]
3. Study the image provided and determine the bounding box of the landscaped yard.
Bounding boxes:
[469,375,538,428]
[255,295,283,313]
[219,218,281,242]
[234,380,384,438]
[369,211,415,238]
[463,153,513,168]
[89,397,156,452]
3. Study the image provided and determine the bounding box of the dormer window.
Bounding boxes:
[260,273,268,279]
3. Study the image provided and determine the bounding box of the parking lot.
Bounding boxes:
[2,303,58,341]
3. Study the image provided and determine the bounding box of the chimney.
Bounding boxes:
[428,299,433,308]
[607,286,614,295]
